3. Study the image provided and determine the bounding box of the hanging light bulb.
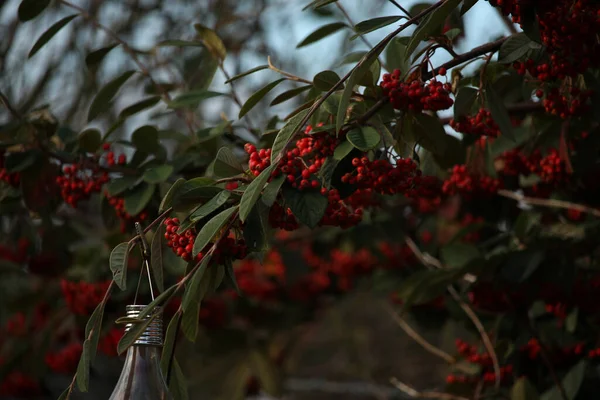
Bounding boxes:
[109,222,173,400]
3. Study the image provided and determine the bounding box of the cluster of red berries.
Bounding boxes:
[0,153,20,187]
[102,143,127,166]
[105,193,149,233]
[4,305,48,337]
[342,157,419,194]
[535,148,571,186]
[460,214,485,242]
[0,372,40,398]
[56,163,110,207]
[163,217,247,263]
[450,109,500,137]
[380,69,454,112]
[442,165,502,200]
[448,339,513,385]
[61,279,111,316]
[540,87,592,119]
[0,238,30,265]
[45,342,83,374]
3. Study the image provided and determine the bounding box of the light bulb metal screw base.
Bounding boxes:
[125,305,164,347]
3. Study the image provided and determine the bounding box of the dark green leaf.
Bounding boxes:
[486,84,515,141]
[78,129,102,153]
[440,243,481,269]
[18,0,50,21]
[124,183,155,216]
[85,45,119,69]
[541,361,586,400]
[88,70,136,122]
[498,33,538,64]
[85,299,109,364]
[151,224,166,293]
[262,174,285,207]
[169,358,189,400]
[351,16,402,39]
[313,71,341,92]
[110,242,130,291]
[161,311,182,376]
[239,79,286,118]
[385,37,410,75]
[143,165,174,184]
[194,24,227,61]
[224,65,269,84]
[270,109,310,163]
[190,190,231,222]
[453,87,478,119]
[213,147,244,178]
[302,0,338,10]
[160,178,185,212]
[181,297,199,342]
[182,255,211,312]
[333,140,354,160]
[131,125,160,153]
[192,206,238,256]
[511,377,539,400]
[29,15,78,58]
[168,90,224,109]
[347,126,380,151]
[461,0,478,15]
[282,187,327,229]
[413,113,449,155]
[224,258,240,294]
[106,176,139,196]
[56,387,72,400]
[396,269,460,310]
[3,150,39,173]
[119,96,161,119]
[565,308,578,333]
[240,164,277,222]
[75,340,92,392]
[270,85,312,106]
[444,28,462,41]
[297,22,348,48]
[243,201,270,253]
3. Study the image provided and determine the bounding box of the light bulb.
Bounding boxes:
[108,305,173,400]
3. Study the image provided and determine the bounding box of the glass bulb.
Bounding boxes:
[108,305,173,400]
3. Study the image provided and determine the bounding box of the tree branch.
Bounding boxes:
[498,189,600,218]
[390,378,470,400]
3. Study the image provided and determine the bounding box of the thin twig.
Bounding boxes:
[390,378,470,400]
[386,0,412,17]
[267,56,313,85]
[498,189,600,217]
[219,62,257,133]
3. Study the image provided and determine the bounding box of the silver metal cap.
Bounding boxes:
[125,305,163,346]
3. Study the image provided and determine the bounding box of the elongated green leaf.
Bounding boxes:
[453,87,478,119]
[347,126,380,151]
[143,165,174,184]
[240,164,277,222]
[213,147,244,178]
[413,113,448,155]
[261,174,285,207]
[106,176,139,196]
[75,339,92,392]
[486,84,515,141]
[193,206,238,256]
[119,96,161,119]
[297,22,348,48]
[151,224,166,293]
[78,129,102,153]
[282,187,328,229]
[161,311,182,376]
[541,361,586,400]
[85,298,109,363]
[110,242,131,290]
[270,85,312,106]
[57,387,72,400]
[271,109,310,163]
[168,90,224,109]
[333,140,354,160]
[440,243,481,269]
[351,16,402,40]
[511,377,539,400]
[190,191,231,222]
[239,79,285,118]
[385,37,410,75]
[313,71,341,92]
[88,70,136,121]
[194,24,227,61]
[499,33,535,64]
[461,0,478,15]
[85,44,119,69]
[336,45,385,133]
[405,0,462,59]
[224,258,240,294]
[29,15,78,58]
[160,178,185,212]
[124,183,155,216]
[302,0,338,10]
[169,358,189,400]
[181,297,199,342]
[181,256,211,312]
[18,0,50,21]
[224,65,269,84]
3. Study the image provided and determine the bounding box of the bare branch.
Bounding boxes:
[390,378,470,400]
[498,189,600,218]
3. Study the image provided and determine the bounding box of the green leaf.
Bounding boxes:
[181,297,199,342]
[282,187,327,229]
[565,308,578,333]
[169,358,189,400]
[336,45,385,133]
[124,183,155,216]
[160,178,185,212]
[405,0,462,59]
[270,109,310,163]
[168,90,224,109]
[297,22,348,48]
[194,24,227,61]
[239,79,286,118]
[333,140,354,160]
[29,15,78,58]
[143,165,174,184]
[213,147,244,178]
[224,65,269,84]
[351,16,402,39]
[541,361,586,400]
[85,299,108,363]
[18,0,50,21]
[78,129,102,153]
[240,164,277,222]
[161,311,182,376]
[396,269,460,310]
[385,37,410,75]
[444,28,462,41]
[347,126,380,151]
[313,71,342,92]
[110,242,130,291]
[132,125,160,153]
[181,256,211,312]
[499,33,536,64]
[453,87,478,119]
[193,206,238,256]
[56,387,72,400]
[511,377,539,400]
[262,174,285,207]
[461,0,478,15]
[190,190,231,222]
[119,96,161,119]
[486,84,515,141]
[174,180,222,208]
[3,150,39,173]
[302,0,338,10]
[413,113,449,155]
[106,176,139,196]
[85,45,119,69]
[440,243,481,269]
[151,224,166,293]
[75,339,92,392]
[243,201,271,253]
[88,70,136,122]
[270,85,312,106]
